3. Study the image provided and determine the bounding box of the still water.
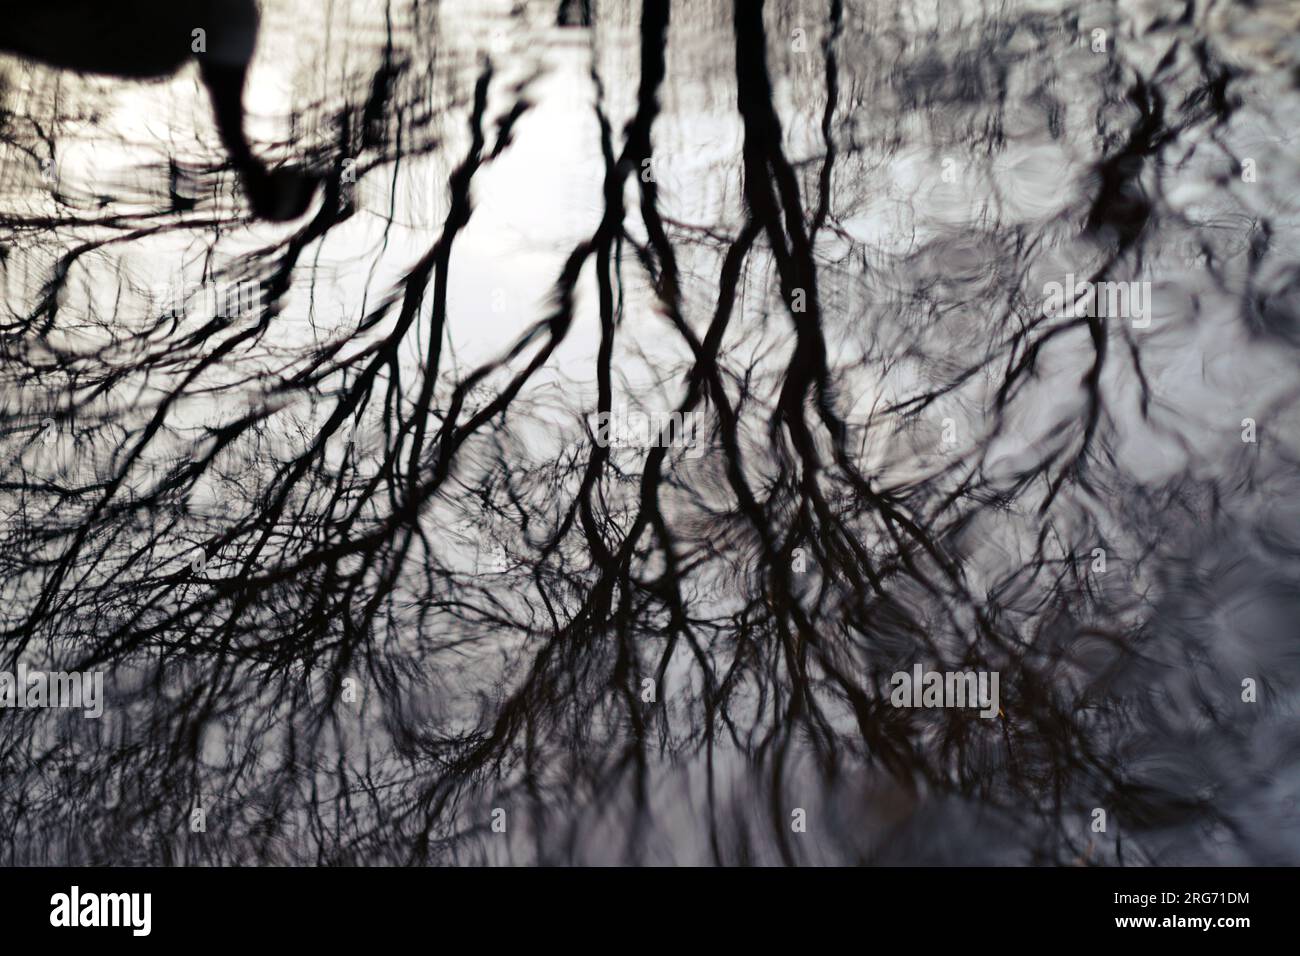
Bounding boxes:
[1,0,1298,864]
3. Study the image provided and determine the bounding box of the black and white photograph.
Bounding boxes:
[0,0,1295,938]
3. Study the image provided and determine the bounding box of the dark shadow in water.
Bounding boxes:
[0,0,317,220]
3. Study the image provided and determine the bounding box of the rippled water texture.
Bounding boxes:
[1,0,1299,864]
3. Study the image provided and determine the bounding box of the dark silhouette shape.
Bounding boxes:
[557,0,591,28]
[0,0,317,220]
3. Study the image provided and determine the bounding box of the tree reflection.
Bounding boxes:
[1,0,1298,865]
